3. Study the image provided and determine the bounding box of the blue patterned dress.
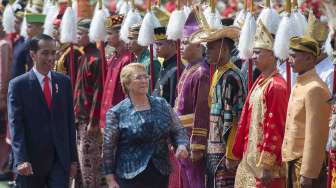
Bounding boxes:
[102,96,188,182]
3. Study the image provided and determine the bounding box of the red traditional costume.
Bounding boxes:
[99,15,134,129]
[233,11,288,187]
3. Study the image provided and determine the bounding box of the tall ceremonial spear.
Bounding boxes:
[60,0,77,89]
[206,0,223,82]
[2,1,16,44]
[238,0,256,91]
[89,0,107,85]
[166,0,186,81]
[120,0,142,44]
[274,0,293,94]
[138,0,161,92]
[209,0,215,82]
[43,0,58,37]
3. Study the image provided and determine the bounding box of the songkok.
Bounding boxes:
[13,2,25,18]
[305,11,329,44]
[128,23,141,40]
[289,36,321,57]
[183,10,199,39]
[25,13,46,24]
[221,18,234,26]
[253,20,274,51]
[77,19,91,32]
[105,15,124,31]
[154,27,167,41]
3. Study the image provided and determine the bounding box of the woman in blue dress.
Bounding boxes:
[102,63,189,188]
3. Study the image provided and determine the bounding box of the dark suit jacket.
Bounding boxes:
[11,38,33,79]
[7,69,77,176]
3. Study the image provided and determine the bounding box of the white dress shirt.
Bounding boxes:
[32,67,52,96]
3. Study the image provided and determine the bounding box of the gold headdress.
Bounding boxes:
[304,11,329,44]
[253,20,274,50]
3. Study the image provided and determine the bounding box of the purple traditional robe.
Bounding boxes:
[174,58,210,188]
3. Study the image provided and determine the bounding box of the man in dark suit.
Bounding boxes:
[11,11,45,79]
[7,34,77,187]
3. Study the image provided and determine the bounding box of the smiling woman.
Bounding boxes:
[102,63,189,188]
[120,63,149,97]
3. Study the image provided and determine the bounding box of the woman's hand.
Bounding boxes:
[106,174,120,188]
[175,145,189,160]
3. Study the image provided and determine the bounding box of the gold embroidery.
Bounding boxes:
[174,64,201,112]
[257,151,277,168]
[235,155,257,188]
[207,143,226,153]
[244,74,283,179]
[190,144,206,151]
[191,128,208,137]
[179,113,194,128]
[208,62,237,106]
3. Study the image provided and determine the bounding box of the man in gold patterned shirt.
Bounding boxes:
[282,36,332,188]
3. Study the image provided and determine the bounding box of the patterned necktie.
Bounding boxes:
[43,76,52,109]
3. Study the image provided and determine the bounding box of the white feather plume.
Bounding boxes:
[183,6,192,17]
[20,16,27,39]
[166,9,186,40]
[238,12,256,60]
[204,7,222,29]
[138,11,161,47]
[60,7,77,43]
[72,0,78,19]
[325,30,334,57]
[93,2,110,17]
[2,5,16,34]
[120,9,142,43]
[257,8,280,34]
[116,0,124,12]
[89,7,108,42]
[43,0,50,14]
[43,4,58,37]
[274,14,295,60]
[233,9,246,28]
[291,10,307,36]
[119,1,130,15]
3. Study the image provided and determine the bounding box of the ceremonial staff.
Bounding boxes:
[138,0,164,93]
[209,0,215,82]
[248,0,254,90]
[2,1,16,45]
[285,0,292,94]
[238,0,256,91]
[286,0,292,93]
[89,0,107,85]
[167,0,185,82]
[149,0,155,93]
[60,0,77,89]
[273,0,295,95]
[176,0,182,81]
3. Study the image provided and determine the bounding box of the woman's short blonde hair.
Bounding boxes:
[120,63,147,94]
